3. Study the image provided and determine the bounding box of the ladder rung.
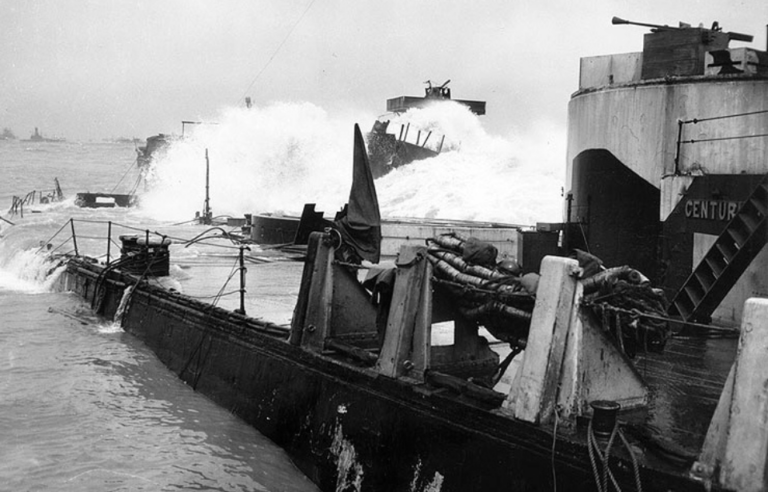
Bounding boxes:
[704,257,724,278]
[716,243,735,263]
[694,271,713,291]
[672,299,691,319]
[684,285,703,306]
[749,197,768,217]
[727,228,746,248]
[737,213,759,234]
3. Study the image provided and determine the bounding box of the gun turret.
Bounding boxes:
[612,16,753,43]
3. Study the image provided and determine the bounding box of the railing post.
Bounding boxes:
[674,119,683,174]
[70,218,78,256]
[106,221,112,265]
[238,246,247,315]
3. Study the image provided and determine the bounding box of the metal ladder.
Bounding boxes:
[668,175,768,323]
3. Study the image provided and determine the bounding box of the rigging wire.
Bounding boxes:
[237,0,319,105]
[110,157,139,193]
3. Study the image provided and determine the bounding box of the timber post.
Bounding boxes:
[291,231,379,353]
[375,245,432,382]
[507,256,648,425]
[692,298,768,491]
[508,256,580,423]
[297,232,335,352]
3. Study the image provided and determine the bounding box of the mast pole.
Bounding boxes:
[204,149,211,225]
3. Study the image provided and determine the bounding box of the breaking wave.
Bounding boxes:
[138,101,564,225]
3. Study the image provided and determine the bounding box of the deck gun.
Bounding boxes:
[612,16,753,43]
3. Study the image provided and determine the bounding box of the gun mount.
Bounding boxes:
[385,81,486,116]
[611,16,759,79]
[612,16,753,43]
[424,79,452,99]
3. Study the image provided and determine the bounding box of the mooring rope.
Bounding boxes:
[586,418,644,492]
[585,301,739,338]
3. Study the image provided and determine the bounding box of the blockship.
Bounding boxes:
[49,17,768,492]
[365,80,486,179]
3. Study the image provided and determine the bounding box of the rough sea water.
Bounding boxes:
[0,103,563,490]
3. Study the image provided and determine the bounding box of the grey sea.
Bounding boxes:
[0,140,317,491]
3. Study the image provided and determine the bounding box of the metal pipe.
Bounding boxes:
[674,119,683,174]
[70,218,78,256]
[422,131,432,147]
[203,149,211,225]
[106,221,112,265]
[239,246,247,315]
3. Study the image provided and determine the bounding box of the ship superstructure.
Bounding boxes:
[564,17,768,326]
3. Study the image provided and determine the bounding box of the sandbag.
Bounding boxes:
[462,237,498,267]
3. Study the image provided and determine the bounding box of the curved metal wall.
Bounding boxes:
[567,149,660,280]
[567,78,768,194]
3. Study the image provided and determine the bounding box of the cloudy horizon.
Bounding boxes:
[2,0,766,142]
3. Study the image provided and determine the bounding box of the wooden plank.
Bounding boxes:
[376,246,430,381]
[721,298,768,491]
[509,256,580,423]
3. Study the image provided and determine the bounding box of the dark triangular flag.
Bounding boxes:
[334,124,381,263]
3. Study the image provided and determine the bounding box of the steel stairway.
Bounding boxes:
[667,175,768,323]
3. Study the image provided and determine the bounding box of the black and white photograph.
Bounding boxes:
[1,1,768,490]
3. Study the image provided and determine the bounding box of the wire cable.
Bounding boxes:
[237,0,319,104]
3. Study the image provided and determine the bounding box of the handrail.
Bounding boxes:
[41,217,254,310]
[674,109,768,173]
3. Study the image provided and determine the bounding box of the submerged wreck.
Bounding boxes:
[365,80,486,178]
[51,17,768,492]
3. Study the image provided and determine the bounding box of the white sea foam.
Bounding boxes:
[0,247,63,293]
[138,101,565,225]
[138,102,361,222]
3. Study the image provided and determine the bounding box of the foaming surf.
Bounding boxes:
[139,102,367,222]
[138,101,565,226]
[0,247,66,293]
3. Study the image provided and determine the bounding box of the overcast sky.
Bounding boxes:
[2,0,766,141]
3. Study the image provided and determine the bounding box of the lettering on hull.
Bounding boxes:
[684,199,742,221]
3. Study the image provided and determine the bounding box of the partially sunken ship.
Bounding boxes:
[366,80,486,178]
[49,16,768,492]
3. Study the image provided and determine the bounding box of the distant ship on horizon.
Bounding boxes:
[25,127,65,143]
[0,128,16,140]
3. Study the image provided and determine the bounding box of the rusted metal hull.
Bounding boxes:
[57,258,710,492]
[75,192,136,208]
[365,131,439,179]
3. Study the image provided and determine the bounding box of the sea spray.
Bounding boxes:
[376,119,564,224]
[137,101,565,225]
[139,102,364,222]
[0,247,65,293]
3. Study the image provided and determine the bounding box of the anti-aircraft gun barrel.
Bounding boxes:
[612,16,753,43]
[612,16,675,31]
